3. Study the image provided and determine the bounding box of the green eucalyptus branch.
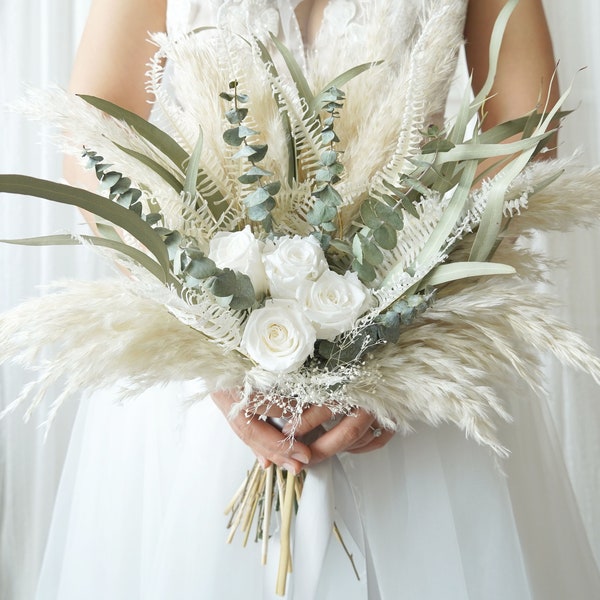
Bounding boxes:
[222,80,280,233]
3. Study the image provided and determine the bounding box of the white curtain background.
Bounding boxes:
[0,1,598,599]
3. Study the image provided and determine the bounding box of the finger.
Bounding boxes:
[284,405,333,437]
[307,410,373,465]
[212,390,310,474]
[230,415,311,474]
[347,429,395,454]
[346,422,385,451]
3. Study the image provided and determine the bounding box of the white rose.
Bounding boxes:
[296,271,369,341]
[263,235,328,299]
[208,225,268,296]
[241,300,317,373]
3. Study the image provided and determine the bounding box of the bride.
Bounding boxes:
[33,0,600,598]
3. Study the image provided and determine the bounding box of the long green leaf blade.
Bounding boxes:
[78,94,189,172]
[0,234,168,283]
[0,175,170,277]
[184,128,204,196]
[269,33,315,108]
[114,142,183,193]
[312,61,383,112]
[422,261,515,287]
[254,38,297,184]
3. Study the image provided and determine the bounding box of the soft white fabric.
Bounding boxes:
[0,2,98,600]
[1,0,600,599]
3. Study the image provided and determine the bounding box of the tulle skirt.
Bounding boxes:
[35,382,600,600]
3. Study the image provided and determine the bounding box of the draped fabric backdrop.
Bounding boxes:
[0,2,598,599]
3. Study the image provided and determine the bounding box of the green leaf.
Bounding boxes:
[360,235,384,266]
[113,142,184,194]
[238,166,273,185]
[360,200,382,229]
[184,255,218,279]
[223,127,244,147]
[78,95,188,172]
[422,262,515,287]
[264,181,281,196]
[247,199,275,221]
[314,184,342,206]
[244,186,270,207]
[183,128,204,197]
[421,138,456,154]
[269,32,315,109]
[0,175,170,278]
[373,201,403,230]
[373,223,397,250]
[352,258,376,283]
[320,150,337,166]
[225,107,249,124]
[210,269,237,297]
[230,274,256,310]
[307,200,337,225]
[253,38,296,185]
[1,233,168,283]
[312,61,383,112]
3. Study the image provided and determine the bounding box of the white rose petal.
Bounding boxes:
[263,235,328,299]
[208,225,268,296]
[297,271,370,341]
[241,300,317,373]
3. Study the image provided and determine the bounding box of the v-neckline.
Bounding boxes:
[293,0,330,50]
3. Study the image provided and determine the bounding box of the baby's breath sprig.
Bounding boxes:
[222,80,280,233]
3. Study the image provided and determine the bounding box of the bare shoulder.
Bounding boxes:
[69,0,168,118]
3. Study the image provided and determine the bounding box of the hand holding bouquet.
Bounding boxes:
[1,0,600,594]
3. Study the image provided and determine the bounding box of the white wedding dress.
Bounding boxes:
[34,1,600,599]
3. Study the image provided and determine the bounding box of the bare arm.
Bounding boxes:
[464,0,560,156]
[64,0,167,189]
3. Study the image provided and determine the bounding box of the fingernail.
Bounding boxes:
[282,422,292,434]
[292,453,309,465]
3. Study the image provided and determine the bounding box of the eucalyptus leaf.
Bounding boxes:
[314,184,342,205]
[226,107,249,124]
[185,255,218,279]
[223,127,244,147]
[247,200,275,221]
[360,200,382,229]
[352,258,376,283]
[210,269,237,297]
[244,186,270,207]
[373,223,397,250]
[361,235,384,266]
[373,200,403,230]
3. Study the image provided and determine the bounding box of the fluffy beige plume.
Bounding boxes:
[16,88,183,208]
[0,280,249,424]
[506,161,600,235]
[348,276,600,454]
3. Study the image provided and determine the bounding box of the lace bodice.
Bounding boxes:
[157,0,469,205]
[166,0,468,76]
